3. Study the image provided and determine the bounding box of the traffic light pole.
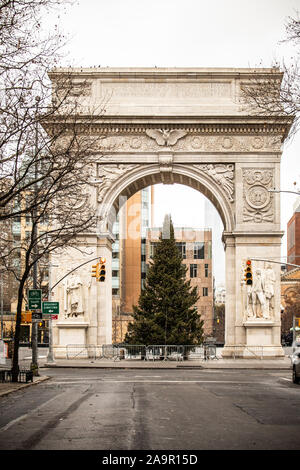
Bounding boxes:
[46,262,55,364]
[51,257,105,291]
[250,258,300,270]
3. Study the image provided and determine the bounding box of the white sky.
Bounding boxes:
[48,0,300,285]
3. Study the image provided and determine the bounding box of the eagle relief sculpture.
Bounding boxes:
[145,129,187,146]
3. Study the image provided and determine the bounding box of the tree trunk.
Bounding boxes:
[11,278,26,382]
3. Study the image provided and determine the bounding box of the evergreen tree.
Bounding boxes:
[125,215,204,345]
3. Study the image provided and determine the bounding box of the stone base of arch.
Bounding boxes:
[222,232,285,359]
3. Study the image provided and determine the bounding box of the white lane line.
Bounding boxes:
[52,380,256,384]
[0,413,29,432]
[0,393,64,433]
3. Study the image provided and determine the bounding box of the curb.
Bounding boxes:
[40,363,292,371]
[0,376,50,398]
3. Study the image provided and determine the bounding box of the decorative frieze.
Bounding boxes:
[94,132,282,153]
[242,168,274,223]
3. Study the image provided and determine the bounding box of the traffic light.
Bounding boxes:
[99,257,106,282]
[91,263,99,279]
[244,259,253,285]
[91,257,106,282]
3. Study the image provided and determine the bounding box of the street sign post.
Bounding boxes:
[42,301,59,315]
[28,289,42,310]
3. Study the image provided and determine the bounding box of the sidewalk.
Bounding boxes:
[40,356,292,370]
[0,375,50,398]
[0,354,293,398]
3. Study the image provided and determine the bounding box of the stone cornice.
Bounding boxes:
[281,266,300,280]
[49,66,284,81]
[44,118,291,139]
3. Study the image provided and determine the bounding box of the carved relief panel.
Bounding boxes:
[242,168,274,223]
[94,129,282,154]
[193,164,235,202]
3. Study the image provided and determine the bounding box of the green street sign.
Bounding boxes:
[42,301,59,315]
[28,289,42,310]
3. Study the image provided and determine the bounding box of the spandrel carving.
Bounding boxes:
[193,164,235,202]
[96,164,137,202]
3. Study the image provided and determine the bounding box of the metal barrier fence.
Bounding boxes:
[231,345,264,360]
[66,344,102,360]
[65,344,219,362]
[102,344,147,361]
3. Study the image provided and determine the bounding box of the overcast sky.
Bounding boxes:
[48,0,300,285]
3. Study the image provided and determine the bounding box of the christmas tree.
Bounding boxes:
[125,214,204,345]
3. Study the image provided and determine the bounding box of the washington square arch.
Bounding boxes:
[47,67,292,359]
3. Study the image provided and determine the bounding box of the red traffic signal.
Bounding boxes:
[244,259,253,285]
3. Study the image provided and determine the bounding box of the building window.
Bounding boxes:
[190,264,198,278]
[150,242,157,259]
[203,287,208,296]
[112,288,119,296]
[194,242,205,259]
[112,251,119,259]
[205,264,209,277]
[176,242,186,259]
[112,270,119,277]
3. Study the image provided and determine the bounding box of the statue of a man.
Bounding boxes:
[251,269,266,318]
[66,272,83,317]
[264,263,275,319]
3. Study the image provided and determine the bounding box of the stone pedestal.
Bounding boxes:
[54,321,89,358]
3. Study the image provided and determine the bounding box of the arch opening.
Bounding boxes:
[97,164,234,237]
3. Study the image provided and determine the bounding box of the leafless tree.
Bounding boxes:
[0,1,110,380]
[0,150,99,380]
[240,14,300,140]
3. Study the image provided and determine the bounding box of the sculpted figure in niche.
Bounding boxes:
[244,265,275,320]
[250,269,266,318]
[66,272,84,317]
[264,263,275,319]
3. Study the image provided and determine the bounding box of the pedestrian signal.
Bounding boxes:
[99,257,106,282]
[244,259,253,285]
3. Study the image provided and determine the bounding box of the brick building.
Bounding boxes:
[287,199,300,270]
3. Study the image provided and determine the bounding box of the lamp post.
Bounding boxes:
[46,262,58,364]
[30,96,41,376]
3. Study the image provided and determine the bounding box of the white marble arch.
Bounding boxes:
[47,67,293,359]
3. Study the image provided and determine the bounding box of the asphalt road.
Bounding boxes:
[0,368,299,451]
